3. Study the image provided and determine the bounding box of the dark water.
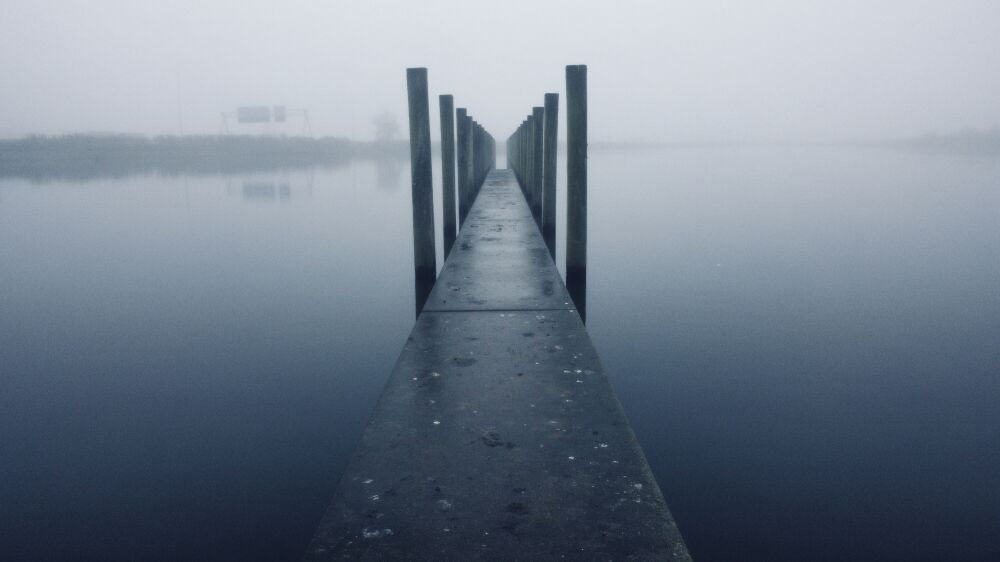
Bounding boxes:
[585,147,1000,561]
[0,163,414,561]
[2,148,998,561]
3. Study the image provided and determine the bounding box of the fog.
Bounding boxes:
[2,0,999,142]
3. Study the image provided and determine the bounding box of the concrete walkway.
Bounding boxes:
[304,169,690,561]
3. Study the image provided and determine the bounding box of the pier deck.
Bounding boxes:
[304,169,690,560]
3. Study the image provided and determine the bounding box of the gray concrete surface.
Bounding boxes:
[304,169,690,561]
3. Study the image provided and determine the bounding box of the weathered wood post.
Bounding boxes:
[439,95,456,257]
[566,65,587,322]
[510,129,517,180]
[473,123,480,191]
[522,115,534,199]
[463,117,474,219]
[521,120,528,191]
[472,120,482,197]
[531,106,545,228]
[513,125,520,184]
[514,129,519,178]
[524,120,531,205]
[513,127,518,179]
[488,134,495,172]
[406,68,436,317]
[479,125,487,189]
[518,122,526,188]
[456,109,470,227]
[542,93,559,260]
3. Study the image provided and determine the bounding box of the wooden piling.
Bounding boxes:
[542,93,558,260]
[531,106,544,228]
[463,117,474,219]
[523,119,531,202]
[565,65,587,322]
[439,95,456,257]
[472,121,482,196]
[406,68,437,316]
[518,119,531,187]
[456,109,470,227]
[406,68,437,317]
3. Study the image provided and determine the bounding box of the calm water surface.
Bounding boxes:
[1,148,998,561]
[586,147,1000,562]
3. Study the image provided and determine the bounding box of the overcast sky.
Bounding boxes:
[2,0,998,141]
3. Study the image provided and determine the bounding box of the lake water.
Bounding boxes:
[1,147,998,561]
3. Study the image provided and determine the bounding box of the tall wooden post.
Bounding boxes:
[524,119,532,211]
[456,108,470,227]
[542,93,559,260]
[531,106,544,228]
[565,65,587,322]
[463,117,474,219]
[524,118,532,200]
[520,120,528,191]
[406,68,436,317]
[439,95,456,257]
[472,121,482,197]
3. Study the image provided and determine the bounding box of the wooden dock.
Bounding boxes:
[303,169,691,560]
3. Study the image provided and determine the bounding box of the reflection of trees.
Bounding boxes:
[375,157,405,191]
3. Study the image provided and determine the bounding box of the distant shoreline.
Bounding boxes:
[0,134,408,181]
[883,128,1000,154]
[3,129,997,182]
[590,130,1000,153]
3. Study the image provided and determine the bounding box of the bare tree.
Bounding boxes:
[373,112,400,143]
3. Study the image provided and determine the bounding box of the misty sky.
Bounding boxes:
[2,0,998,142]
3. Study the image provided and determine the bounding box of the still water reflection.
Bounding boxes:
[1,147,998,561]
[585,146,1000,562]
[0,163,416,561]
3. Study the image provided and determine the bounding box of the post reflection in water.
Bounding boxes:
[566,267,586,323]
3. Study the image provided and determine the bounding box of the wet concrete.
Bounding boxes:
[304,170,690,561]
[424,172,574,313]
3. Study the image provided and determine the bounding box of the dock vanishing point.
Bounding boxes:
[304,67,691,561]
